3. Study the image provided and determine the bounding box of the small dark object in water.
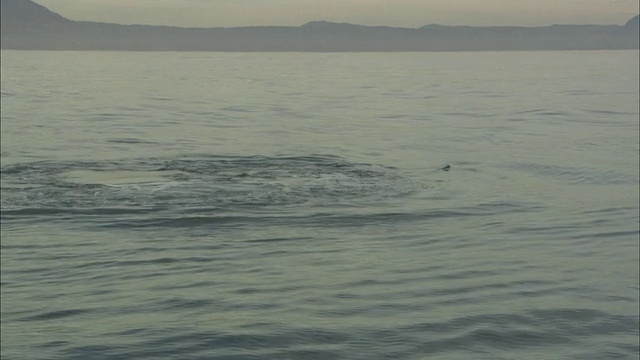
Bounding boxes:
[441,164,451,171]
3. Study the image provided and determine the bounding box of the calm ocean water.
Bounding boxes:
[1,50,638,360]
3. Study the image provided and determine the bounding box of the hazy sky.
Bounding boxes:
[36,0,639,28]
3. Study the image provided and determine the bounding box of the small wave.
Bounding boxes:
[21,309,89,322]
[43,308,638,359]
[501,162,637,186]
[583,109,635,116]
[73,201,537,230]
[106,138,160,145]
[511,108,572,118]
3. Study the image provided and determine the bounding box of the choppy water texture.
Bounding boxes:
[1,51,639,359]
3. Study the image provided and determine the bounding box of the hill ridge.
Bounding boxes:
[2,0,638,51]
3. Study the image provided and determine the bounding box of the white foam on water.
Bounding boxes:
[62,170,184,186]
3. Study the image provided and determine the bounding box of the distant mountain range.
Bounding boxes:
[1,0,638,51]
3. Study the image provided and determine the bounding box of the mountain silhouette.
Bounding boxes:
[625,14,639,28]
[1,0,638,51]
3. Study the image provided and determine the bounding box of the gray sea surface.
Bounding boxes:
[1,50,639,360]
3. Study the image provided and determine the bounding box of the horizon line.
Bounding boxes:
[56,15,640,31]
[16,0,640,30]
